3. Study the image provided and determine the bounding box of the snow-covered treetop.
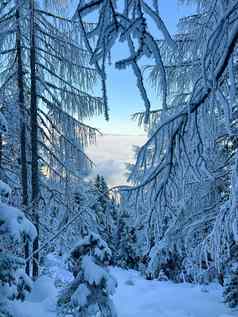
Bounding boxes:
[0,178,36,242]
[0,202,37,241]
[70,232,112,264]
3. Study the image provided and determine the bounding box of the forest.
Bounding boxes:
[1,0,238,316]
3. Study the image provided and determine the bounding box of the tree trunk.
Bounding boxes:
[16,1,30,276]
[30,0,39,280]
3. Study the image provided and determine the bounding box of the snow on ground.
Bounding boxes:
[13,264,237,317]
[13,276,57,317]
[111,267,236,317]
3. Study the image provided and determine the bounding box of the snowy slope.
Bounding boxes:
[13,266,237,317]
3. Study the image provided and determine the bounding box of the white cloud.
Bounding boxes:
[86,134,146,186]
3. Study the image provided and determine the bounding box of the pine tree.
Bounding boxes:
[93,175,118,257]
[126,227,138,269]
[224,242,238,308]
[116,209,138,270]
[57,232,117,317]
[94,175,108,235]
[224,265,238,308]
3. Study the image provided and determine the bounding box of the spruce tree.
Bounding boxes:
[224,243,238,308]
[116,210,138,270]
[57,232,117,317]
[93,175,118,258]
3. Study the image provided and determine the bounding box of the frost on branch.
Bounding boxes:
[58,232,117,317]
[75,0,176,123]
[121,0,238,304]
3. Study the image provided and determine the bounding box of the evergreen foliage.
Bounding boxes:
[224,243,238,308]
[57,232,117,317]
[116,209,138,270]
[0,111,36,317]
[93,175,119,261]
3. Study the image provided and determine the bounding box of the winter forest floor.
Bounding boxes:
[12,256,237,317]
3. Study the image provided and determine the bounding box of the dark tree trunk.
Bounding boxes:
[16,2,30,276]
[29,0,39,280]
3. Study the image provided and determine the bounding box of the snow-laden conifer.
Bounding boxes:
[57,232,117,317]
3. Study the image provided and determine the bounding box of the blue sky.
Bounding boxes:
[85,1,196,185]
[86,0,195,135]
